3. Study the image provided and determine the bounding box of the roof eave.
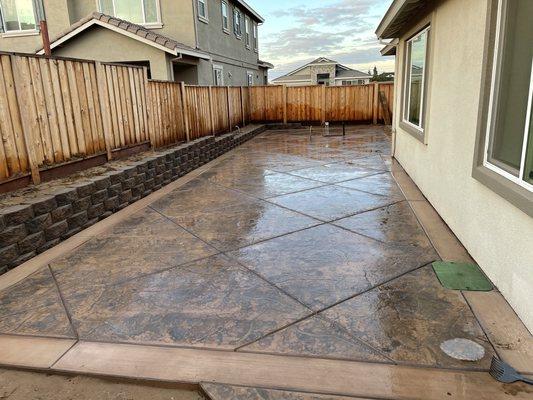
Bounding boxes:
[375,0,427,39]
[235,0,265,23]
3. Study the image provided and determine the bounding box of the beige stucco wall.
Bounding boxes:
[392,0,533,331]
[0,0,71,53]
[52,26,172,80]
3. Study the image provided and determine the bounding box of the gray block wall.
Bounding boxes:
[0,127,265,275]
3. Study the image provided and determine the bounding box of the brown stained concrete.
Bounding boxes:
[200,383,368,400]
[0,126,527,387]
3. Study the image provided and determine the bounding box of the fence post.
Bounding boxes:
[95,62,114,160]
[208,86,215,135]
[240,86,246,126]
[180,81,190,142]
[226,86,232,131]
[321,85,326,125]
[10,55,41,184]
[283,85,287,124]
[373,82,379,125]
[141,67,154,148]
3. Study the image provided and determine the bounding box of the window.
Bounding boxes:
[213,65,224,86]
[484,0,533,190]
[233,8,242,37]
[403,26,429,132]
[253,23,258,51]
[0,0,38,33]
[245,17,250,48]
[197,0,207,22]
[98,0,160,26]
[221,1,229,32]
[247,71,253,86]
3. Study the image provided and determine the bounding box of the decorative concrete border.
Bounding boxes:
[0,126,266,275]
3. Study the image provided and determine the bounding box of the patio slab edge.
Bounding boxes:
[46,340,530,400]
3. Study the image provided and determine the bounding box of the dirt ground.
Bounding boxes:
[0,369,205,400]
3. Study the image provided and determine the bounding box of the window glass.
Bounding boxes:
[115,0,143,23]
[0,0,37,31]
[245,18,250,47]
[405,29,428,127]
[253,23,258,49]
[234,9,241,36]
[99,0,159,25]
[221,2,228,30]
[198,0,207,19]
[99,0,114,15]
[487,0,533,176]
[213,67,223,86]
[247,72,253,86]
[144,0,158,23]
[524,113,533,184]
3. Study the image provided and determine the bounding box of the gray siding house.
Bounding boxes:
[0,0,272,84]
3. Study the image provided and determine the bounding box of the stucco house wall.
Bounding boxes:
[52,26,172,80]
[391,0,533,331]
[195,0,262,86]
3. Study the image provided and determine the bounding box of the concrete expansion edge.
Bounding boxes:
[0,126,266,275]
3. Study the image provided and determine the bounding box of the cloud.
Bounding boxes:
[259,0,395,79]
[272,0,377,26]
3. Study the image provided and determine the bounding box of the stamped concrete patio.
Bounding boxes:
[0,126,531,399]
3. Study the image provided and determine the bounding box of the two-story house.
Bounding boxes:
[272,58,371,87]
[0,0,272,84]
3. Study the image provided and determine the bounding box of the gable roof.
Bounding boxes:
[272,58,371,82]
[334,69,371,79]
[376,0,428,39]
[37,12,210,60]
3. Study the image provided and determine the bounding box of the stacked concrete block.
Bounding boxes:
[0,126,266,274]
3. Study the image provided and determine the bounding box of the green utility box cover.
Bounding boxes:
[432,261,493,291]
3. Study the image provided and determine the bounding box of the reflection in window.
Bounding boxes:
[404,27,429,128]
[98,0,159,25]
[221,1,228,31]
[0,0,37,32]
[485,0,533,190]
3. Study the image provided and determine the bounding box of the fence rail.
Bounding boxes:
[0,52,393,185]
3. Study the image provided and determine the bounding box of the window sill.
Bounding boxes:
[222,28,230,35]
[246,45,251,50]
[198,16,209,24]
[142,23,163,29]
[472,164,533,217]
[399,120,425,144]
[1,30,39,38]
[235,34,242,40]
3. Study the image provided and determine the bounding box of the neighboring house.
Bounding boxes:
[377,0,533,331]
[271,57,371,87]
[0,0,273,84]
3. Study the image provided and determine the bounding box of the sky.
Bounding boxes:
[246,0,395,80]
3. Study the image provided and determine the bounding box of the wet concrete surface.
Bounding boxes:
[0,126,496,370]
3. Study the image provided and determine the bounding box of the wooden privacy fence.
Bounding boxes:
[0,52,393,185]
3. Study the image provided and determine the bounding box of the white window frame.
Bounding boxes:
[244,16,250,49]
[246,71,253,86]
[0,0,39,36]
[402,25,430,133]
[221,1,229,33]
[233,7,242,38]
[253,22,258,52]
[197,0,208,23]
[483,0,533,192]
[213,64,224,86]
[97,0,162,28]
